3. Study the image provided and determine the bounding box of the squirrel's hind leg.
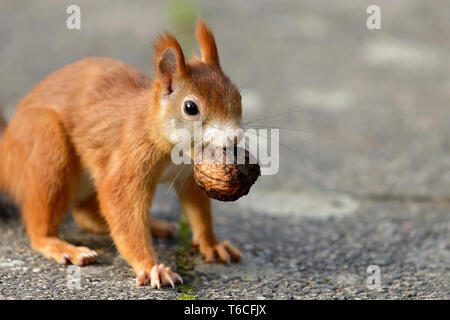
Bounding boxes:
[8,108,97,266]
[149,218,177,239]
[73,195,109,234]
[73,194,176,238]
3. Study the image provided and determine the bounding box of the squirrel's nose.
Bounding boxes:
[227,128,244,146]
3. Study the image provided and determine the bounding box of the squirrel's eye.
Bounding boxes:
[184,100,199,116]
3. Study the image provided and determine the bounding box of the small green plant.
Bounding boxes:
[176,214,197,299]
[177,293,196,300]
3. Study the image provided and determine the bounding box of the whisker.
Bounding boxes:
[242,109,305,126]
[244,125,333,144]
[245,131,297,155]
[175,163,194,194]
[167,164,187,194]
[168,135,205,193]
[245,131,320,168]
[245,125,313,138]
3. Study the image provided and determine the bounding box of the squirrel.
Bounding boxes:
[0,19,245,288]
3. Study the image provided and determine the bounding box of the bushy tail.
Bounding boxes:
[0,103,6,201]
[0,116,6,138]
[0,102,6,138]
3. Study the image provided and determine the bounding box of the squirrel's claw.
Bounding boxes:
[202,240,243,264]
[136,264,182,288]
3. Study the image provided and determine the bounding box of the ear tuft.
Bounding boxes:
[196,18,220,68]
[153,32,187,90]
[158,48,178,90]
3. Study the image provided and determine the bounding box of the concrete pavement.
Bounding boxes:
[0,0,449,299]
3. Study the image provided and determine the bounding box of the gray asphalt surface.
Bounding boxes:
[0,0,449,299]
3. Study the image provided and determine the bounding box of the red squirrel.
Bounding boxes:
[0,19,244,288]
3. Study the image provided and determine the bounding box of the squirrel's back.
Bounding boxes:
[0,58,156,191]
[17,57,152,116]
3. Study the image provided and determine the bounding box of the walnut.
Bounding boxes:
[193,147,261,201]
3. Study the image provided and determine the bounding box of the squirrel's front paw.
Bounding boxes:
[136,264,183,288]
[198,240,243,264]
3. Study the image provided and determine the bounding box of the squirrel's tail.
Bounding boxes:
[0,102,7,194]
[0,102,6,138]
[0,113,6,139]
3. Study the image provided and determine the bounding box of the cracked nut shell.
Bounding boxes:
[193,147,261,201]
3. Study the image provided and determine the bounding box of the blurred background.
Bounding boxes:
[0,0,448,299]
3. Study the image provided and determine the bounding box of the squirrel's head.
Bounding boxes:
[153,18,243,150]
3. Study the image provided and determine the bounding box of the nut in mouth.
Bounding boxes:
[193,146,261,201]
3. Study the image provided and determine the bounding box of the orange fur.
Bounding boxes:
[0,19,243,287]
[196,18,220,67]
[153,32,188,77]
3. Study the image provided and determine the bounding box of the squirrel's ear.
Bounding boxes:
[153,32,187,94]
[196,18,220,68]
